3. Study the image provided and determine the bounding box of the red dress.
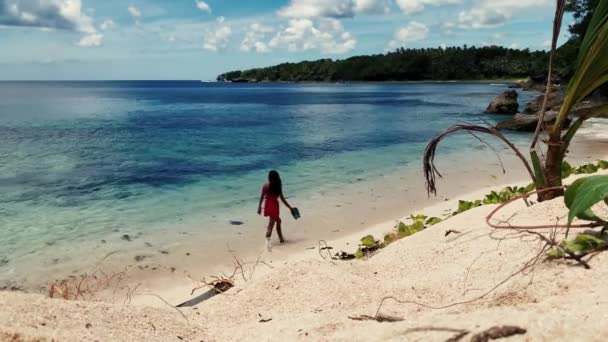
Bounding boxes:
[262,183,280,219]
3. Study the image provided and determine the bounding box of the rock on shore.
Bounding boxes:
[495,112,571,132]
[523,89,566,114]
[484,90,519,114]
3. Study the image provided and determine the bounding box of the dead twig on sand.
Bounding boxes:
[348,314,404,323]
[470,325,526,342]
[318,240,337,264]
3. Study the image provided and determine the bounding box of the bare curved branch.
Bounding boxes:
[423,124,535,196]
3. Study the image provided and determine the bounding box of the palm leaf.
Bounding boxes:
[554,1,608,131]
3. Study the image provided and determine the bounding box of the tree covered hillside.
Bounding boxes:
[217,46,562,82]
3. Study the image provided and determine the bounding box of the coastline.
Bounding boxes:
[1,126,607,341]
[8,122,605,308]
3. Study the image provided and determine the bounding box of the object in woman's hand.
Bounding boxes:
[291,208,301,219]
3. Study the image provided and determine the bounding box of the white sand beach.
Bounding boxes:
[1,127,608,341]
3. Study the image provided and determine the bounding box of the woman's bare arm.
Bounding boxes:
[279,194,292,209]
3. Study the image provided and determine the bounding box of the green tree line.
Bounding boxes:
[218,46,560,82]
[217,0,595,83]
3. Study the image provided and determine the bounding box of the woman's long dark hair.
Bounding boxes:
[268,170,282,196]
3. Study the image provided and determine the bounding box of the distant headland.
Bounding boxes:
[217,44,578,83]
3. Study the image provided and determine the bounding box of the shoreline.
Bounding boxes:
[2,128,607,341]
[11,124,603,307]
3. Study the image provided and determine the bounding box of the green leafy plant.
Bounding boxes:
[360,235,378,248]
[574,163,599,174]
[562,161,573,178]
[397,221,425,237]
[482,185,537,205]
[546,233,608,259]
[354,248,365,259]
[425,217,443,226]
[564,174,608,224]
[453,200,482,216]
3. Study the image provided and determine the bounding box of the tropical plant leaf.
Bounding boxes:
[547,234,608,259]
[360,235,377,248]
[453,200,482,215]
[530,151,546,187]
[384,234,395,245]
[410,214,427,223]
[425,217,443,226]
[354,248,364,259]
[554,1,608,131]
[574,163,599,174]
[562,161,573,179]
[564,175,608,224]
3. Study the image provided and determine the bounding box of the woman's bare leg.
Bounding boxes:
[266,219,276,239]
[276,218,285,243]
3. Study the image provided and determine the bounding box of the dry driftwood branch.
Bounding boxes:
[348,314,404,323]
[445,230,461,237]
[423,124,535,196]
[470,325,526,342]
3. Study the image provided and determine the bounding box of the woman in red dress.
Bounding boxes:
[257,170,293,251]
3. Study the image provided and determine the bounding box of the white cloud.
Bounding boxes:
[77,33,103,47]
[395,0,461,15]
[203,16,232,52]
[387,21,429,50]
[127,5,141,18]
[456,0,552,29]
[195,0,211,13]
[278,0,390,18]
[354,0,390,14]
[99,19,115,31]
[241,23,274,53]
[0,0,96,33]
[268,18,357,54]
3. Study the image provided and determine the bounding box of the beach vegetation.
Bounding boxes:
[423,0,608,202]
[546,233,608,259]
[453,200,483,216]
[564,174,608,224]
[573,162,599,174]
[360,235,379,248]
[482,185,536,205]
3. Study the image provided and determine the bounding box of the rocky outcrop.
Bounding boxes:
[484,90,519,114]
[495,112,571,132]
[523,89,566,114]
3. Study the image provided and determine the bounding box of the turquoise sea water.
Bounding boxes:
[0,81,536,285]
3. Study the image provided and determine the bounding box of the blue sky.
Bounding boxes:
[0,0,574,80]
